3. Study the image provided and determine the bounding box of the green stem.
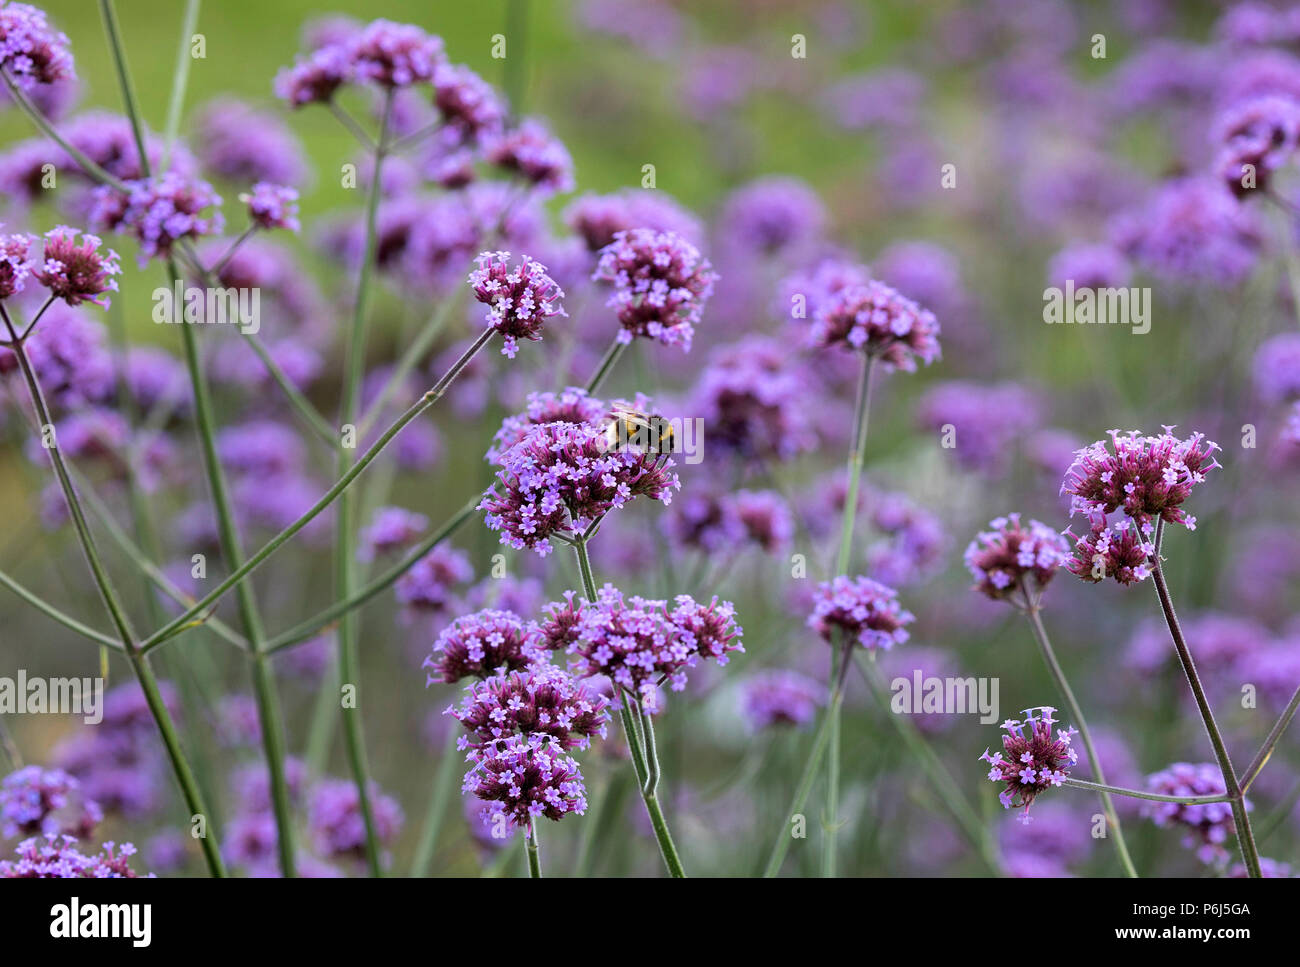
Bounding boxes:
[572,536,685,877]
[139,389,454,652]
[0,68,129,190]
[98,0,151,174]
[128,650,227,876]
[356,293,461,440]
[820,352,877,877]
[409,729,461,876]
[1240,683,1300,794]
[0,568,122,650]
[584,337,627,395]
[2,309,135,646]
[264,496,479,654]
[763,689,841,877]
[1150,520,1262,878]
[170,260,296,878]
[1023,600,1138,878]
[858,654,1002,875]
[1062,777,1234,806]
[619,704,649,789]
[822,648,842,878]
[161,0,201,172]
[637,703,662,797]
[72,476,247,651]
[526,818,542,878]
[333,92,394,878]
[2,313,224,877]
[834,353,876,577]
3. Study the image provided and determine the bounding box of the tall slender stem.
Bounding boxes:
[128,650,228,877]
[1240,683,1300,793]
[105,0,296,872]
[99,0,150,171]
[857,654,1002,875]
[572,536,685,877]
[161,0,201,171]
[2,309,135,646]
[265,496,480,654]
[763,689,841,877]
[139,381,474,652]
[409,729,461,877]
[820,352,877,877]
[1150,520,1262,878]
[1063,777,1234,806]
[2,311,224,877]
[170,261,297,876]
[0,568,122,650]
[584,337,627,395]
[1022,599,1137,877]
[333,92,394,878]
[526,818,542,877]
[834,353,876,577]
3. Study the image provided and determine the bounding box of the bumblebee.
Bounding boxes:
[603,402,676,456]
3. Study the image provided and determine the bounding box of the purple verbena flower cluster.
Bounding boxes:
[468,250,567,358]
[424,608,543,684]
[965,514,1070,603]
[479,419,680,555]
[807,575,914,652]
[980,707,1079,823]
[592,228,717,351]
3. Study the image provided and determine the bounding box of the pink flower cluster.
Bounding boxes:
[980,707,1079,823]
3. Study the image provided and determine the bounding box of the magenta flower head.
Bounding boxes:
[308,778,403,862]
[468,251,567,358]
[592,228,718,351]
[479,420,680,556]
[0,230,35,299]
[394,545,473,613]
[1,765,102,840]
[90,173,224,264]
[1213,95,1300,197]
[538,585,743,712]
[810,278,941,370]
[424,608,543,684]
[1065,513,1154,586]
[32,226,121,308]
[807,575,914,652]
[564,189,703,253]
[1142,763,1242,864]
[462,733,587,833]
[447,663,611,753]
[0,3,74,90]
[1061,427,1221,531]
[980,706,1079,823]
[0,834,146,878]
[485,118,574,193]
[274,43,351,107]
[1253,332,1300,404]
[347,19,444,88]
[358,505,427,563]
[741,670,822,732]
[965,514,1070,605]
[241,182,300,232]
[433,62,506,146]
[485,386,608,463]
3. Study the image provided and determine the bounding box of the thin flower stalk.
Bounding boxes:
[1021,595,1138,878]
[571,535,687,878]
[332,92,395,877]
[1150,520,1262,878]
